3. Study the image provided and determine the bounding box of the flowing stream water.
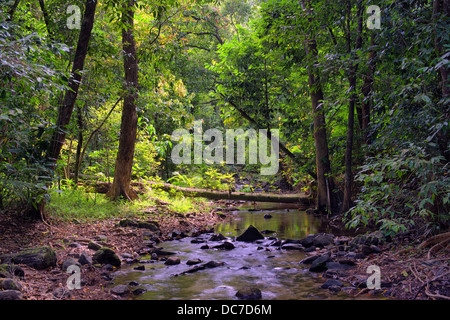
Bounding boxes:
[112,203,372,300]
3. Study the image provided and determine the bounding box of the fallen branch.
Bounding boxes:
[148,181,313,205]
[410,262,425,285]
[355,288,369,297]
[79,180,313,205]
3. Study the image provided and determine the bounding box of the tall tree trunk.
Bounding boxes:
[433,0,449,162]
[47,0,97,166]
[301,0,339,214]
[342,1,363,213]
[7,0,20,21]
[38,0,53,39]
[107,0,139,201]
[361,33,375,146]
[342,80,356,213]
[74,104,84,185]
[433,0,449,99]
[308,71,339,214]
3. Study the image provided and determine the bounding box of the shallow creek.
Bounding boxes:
[112,203,370,300]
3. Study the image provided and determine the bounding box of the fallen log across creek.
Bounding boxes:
[84,179,314,205]
[148,181,313,205]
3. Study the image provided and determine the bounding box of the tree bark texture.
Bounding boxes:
[305,42,339,214]
[342,1,363,213]
[301,0,340,215]
[107,0,139,201]
[47,0,97,165]
[361,34,375,145]
[433,0,449,163]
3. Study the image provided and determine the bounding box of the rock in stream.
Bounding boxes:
[236,225,264,242]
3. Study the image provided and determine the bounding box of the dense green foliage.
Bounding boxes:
[0,0,448,236]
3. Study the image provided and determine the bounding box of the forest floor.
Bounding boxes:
[0,200,448,300]
[340,231,450,300]
[0,205,221,300]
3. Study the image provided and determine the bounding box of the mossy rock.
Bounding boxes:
[11,246,57,270]
[0,264,25,278]
[137,221,159,231]
[0,278,22,291]
[92,247,121,268]
[87,241,102,251]
[351,231,386,246]
[0,290,22,300]
[118,219,159,232]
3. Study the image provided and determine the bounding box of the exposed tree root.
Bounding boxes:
[427,238,450,259]
[418,232,450,250]
[417,232,450,259]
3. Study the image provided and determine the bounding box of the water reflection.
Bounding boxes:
[216,202,356,238]
[215,207,322,240]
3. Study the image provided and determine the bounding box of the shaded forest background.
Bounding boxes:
[0,0,448,239]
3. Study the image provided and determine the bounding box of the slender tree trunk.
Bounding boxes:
[342,81,356,213]
[74,104,84,185]
[342,1,363,213]
[47,0,97,166]
[433,0,449,162]
[433,0,449,99]
[301,0,339,214]
[226,99,317,180]
[38,0,53,39]
[361,34,376,146]
[7,0,20,21]
[78,96,122,172]
[107,0,139,201]
[65,138,73,180]
[304,38,338,214]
